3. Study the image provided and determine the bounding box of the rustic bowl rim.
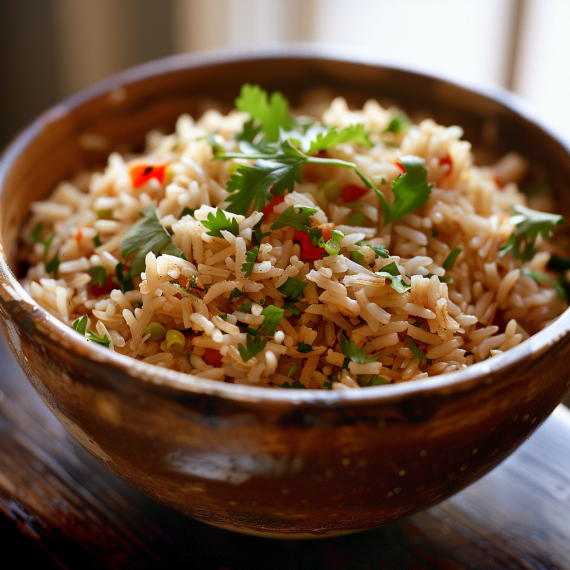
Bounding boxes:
[2,42,570,406]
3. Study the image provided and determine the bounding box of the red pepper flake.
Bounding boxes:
[204,348,223,368]
[75,228,83,244]
[439,154,453,175]
[128,160,167,189]
[262,193,286,218]
[294,229,325,261]
[341,185,368,203]
[91,277,116,297]
[395,161,407,174]
[493,175,503,188]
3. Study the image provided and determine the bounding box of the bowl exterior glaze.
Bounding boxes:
[1,47,570,537]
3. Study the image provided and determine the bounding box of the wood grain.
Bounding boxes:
[1,331,569,569]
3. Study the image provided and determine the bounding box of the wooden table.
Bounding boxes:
[1,330,570,570]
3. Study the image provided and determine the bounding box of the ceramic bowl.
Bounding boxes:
[1,46,570,538]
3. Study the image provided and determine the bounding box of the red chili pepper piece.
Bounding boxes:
[91,277,116,297]
[294,230,325,261]
[129,161,167,189]
[204,348,223,367]
[439,154,453,174]
[341,185,368,203]
[395,161,407,173]
[262,193,286,218]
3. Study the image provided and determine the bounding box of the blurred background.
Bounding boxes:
[1,0,570,150]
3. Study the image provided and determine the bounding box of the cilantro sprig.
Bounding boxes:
[375,261,410,293]
[340,334,380,364]
[499,204,565,262]
[238,333,267,362]
[242,246,259,278]
[270,205,318,233]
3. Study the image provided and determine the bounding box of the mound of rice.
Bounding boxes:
[18,87,568,389]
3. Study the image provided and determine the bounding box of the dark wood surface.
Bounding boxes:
[1,329,570,570]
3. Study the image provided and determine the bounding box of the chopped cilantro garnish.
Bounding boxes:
[442,247,462,270]
[252,217,271,245]
[180,207,195,218]
[323,375,338,389]
[242,246,259,278]
[277,277,307,301]
[88,266,106,287]
[120,203,186,279]
[287,364,297,378]
[42,233,57,262]
[45,250,60,278]
[270,205,318,233]
[297,342,312,353]
[238,333,267,362]
[72,315,88,335]
[355,240,390,258]
[31,222,43,243]
[283,302,300,315]
[375,262,410,293]
[407,338,423,362]
[260,305,285,336]
[93,232,102,247]
[375,156,433,225]
[218,313,228,321]
[499,204,565,262]
[340,334,380,363]
[281,381,307,389]
[115,262,133,292]
[229,287,242,300]
[548,254,570,272]
[299,123,373,154]
[87,332,111,347]
[201,208,240,238]
[522,267,567,301]
[238,300,253,313]
[383,112,412,134]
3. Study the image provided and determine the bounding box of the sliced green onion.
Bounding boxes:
[96,208,112,219]
[349,212,368,227]
[322,181,341,201]
[144,322,166,341]
[442,247,462,270]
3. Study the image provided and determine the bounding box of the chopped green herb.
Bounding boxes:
[431,228,438,238]
[260,305,285,336]
[93,232,102,247]
[180,207,195,218]
[115,262,133,292]
[287,364,297,378]
[375,261,410,293]
[499,204,565,262]
[42,233,57,262]
[412,321,422,327]
[324,230,344,256]
[297,342,312,353]
[340,334,380,364]
[355,240,390,259]
[283,302,300,315]
[229,287,242,300]
[120,203,186,280]
[375,156,433,225]
[323,376,338,389]
[218,313,228,321]
[548,254,570,272]
[383,112,412,134]
[238,333,267,362]
[349,212,368,227]
[351,251,365,263]
[72,315,88,335]
[31,222,43,243]
[45,251,60,278]
[281,381,307,389]
[407,338,423,362]
[242,246,259,278]
[201,207,240,238]
[87,332,111,348]
[252,217,271,245]
[442,247,462,270]
[88,266,106,287]
[270,205,318,233]
[277,277,307,301]
[522,267,567,301]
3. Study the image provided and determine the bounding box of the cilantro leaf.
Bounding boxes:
[235,84,294,142]
[442,247,462,270]
[72,315,88,335]
[201,208,240,238]
[375,262,410,293]
[120,203,186,279]
[260,305,285,336]
[88,266,106,287]
[229,287,242,300]
[87,332,111,348]
[303,124,373,154]
[287,364,297,378]
[407,338,423,362]
[270,205,318,233]
[340,334,380,363]
[323,376,338,389]
[277,277,307,301]
[283,303,300,315]
[242,246,259,278]
[499,204,565,262]
[377,156,433,225]
[115,262,133,292]
[355,240,390,258]
[31,222,43,243]
[93,232,102,247]
[522,267,567,301]
[297,342,312,353]
[383,113,412,134]
[46,251,60,278]
[252,217,271,245]
[281,381,307,389]
[238,333,267,362]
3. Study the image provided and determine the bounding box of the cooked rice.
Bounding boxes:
[18,90,568,389]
